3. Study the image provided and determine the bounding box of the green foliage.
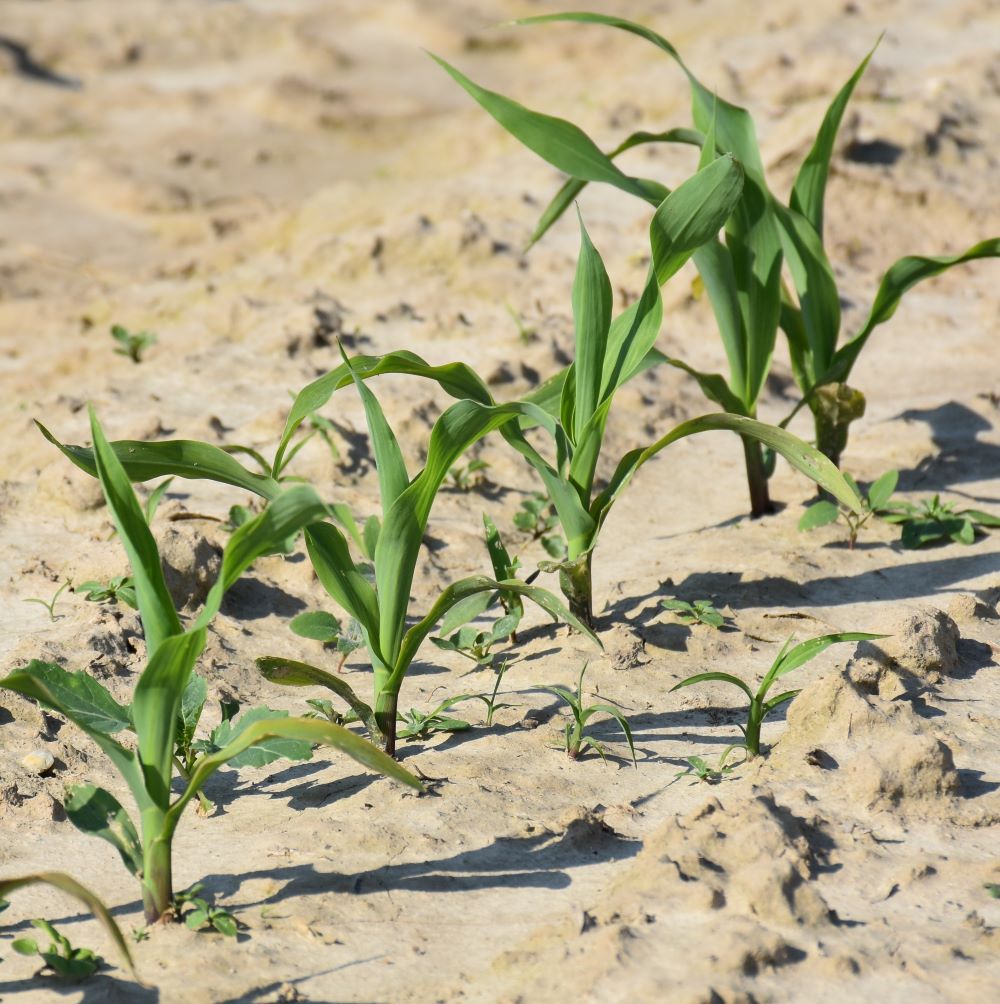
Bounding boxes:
[290,611,365,671]
[671,751,740,785]
[448,458,490,491]
[661,598,728,629]
[514,492,566,559]
[75,575,137,609]
[799,469,899,548]
[111,324,156,364]
[3,409,422,925]
[22,580,71,622]
[12,918,102,981]
[396,697,474,741]
[671,631,881,757]
[174,884,238,938]
[534,662,636,766]
[437,14,1000,510]
[881,494,1000,548]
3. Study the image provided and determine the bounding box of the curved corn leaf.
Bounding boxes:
[822,238,1000,387]
[762,689,802,714]
[64,784,143,878]
[167,716,423,828]
[255,656,379,737]
[36,422,278,500]
[0,873,137,981]
[763,631,884,693]
[662,355,749,416]
[592,413,863,530]
[791,37,881,238]
[600,267,663,401]
[579,703,637,766]
[670,671,755,702]
[90,407,182,656]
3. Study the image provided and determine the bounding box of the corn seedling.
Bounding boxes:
[75,575,137,609]
[534,662,636,766]
[22,580,72,622]
[110,324,156,364]
[799,469,899,549]
[661,598,728,629]
[174,884,237,938]
[436,14,999,513]
[448,458,490,491]
[671,631,880,757]
[880,494,1000,549]
[0,873,136,981]
[2,409,421,924]
[11,919,102,980]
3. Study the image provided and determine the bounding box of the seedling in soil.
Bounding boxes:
[432,615,520,666]
[514,492,566,559]
[396,697,474,741]
[75,575,137,609]
[505,302,537,345]
[671,631,880,758]
[448,458,490,491]
[670,751,740,785]
[111,324,156,364]
[881,495,1000,548]
[534,663,637,766]
[290,611,365,671]
[437,15,999,513]
[661,598,728,629]
[478,659,517,727]
[0,873,135,981]
[799,469,899,549]
[985,883,1000,899]
[23,581,72,622]
[174,884,238,938]
[12,919,102,980]
[2,410,421,925]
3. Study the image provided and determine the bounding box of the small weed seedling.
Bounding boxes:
[671,751,740,786]
[661,598,728,629]
[985,883,1000,899]
[514,492,566,559]
[671,631,879,757]
[23,581,72,622]
[799,470,898,548]
[535,663,637,766]
[431,616,519,666]
[174,884,237,937]
[448,458,490,491]
[396,697,474,741]
[289,611,365,671]
[12,919,102,980]
[881,494,1000,548]
[75,575,137,609]
[110,324,156,364]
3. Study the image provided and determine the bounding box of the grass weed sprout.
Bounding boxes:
[671,631,881,757]
[22,580,72,622]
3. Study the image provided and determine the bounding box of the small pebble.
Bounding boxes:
[21,748,55,775]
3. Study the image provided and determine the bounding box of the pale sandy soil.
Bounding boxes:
[1,2,999,1002]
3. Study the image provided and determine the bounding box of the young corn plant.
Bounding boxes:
[799,469,899,548]
[534,662,637,766]
[2,409,421,925]
[671,631,880,757]
[435,14,999,511]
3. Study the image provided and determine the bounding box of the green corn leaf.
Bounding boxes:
[670,671,755,702]
[791,37,880,238]
[649,155,745,285]
[765,631,883,690]
[0,873,137,980]
[762,689,802,714]
[256,657,379,738]
[571,212,613,443]
[528,127,701,247]
[63,784,143,878]
[132,629,206,809]
[867,470,899,510]
[798,500,841,531]
[429,53,651,202]
[167,716,423,828]
[276,350,493,475]
[592,413,863,530]
[208,706,313,769]
[36,422,278,500]
[600,267,664,401]
[822,238,1000,387]
[90,407,182,656]
[436,591,494,639]
[691,240,749,399]
[661,355,749,415]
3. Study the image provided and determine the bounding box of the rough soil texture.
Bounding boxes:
[1,1,999,1002]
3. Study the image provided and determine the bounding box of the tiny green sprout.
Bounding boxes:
[131,927,149,944]
[448,458,490,491]
[671,631,881,758]
[985,883,1000,899]
[289,612,365,672]
[534,663,637,766]
[75,575,137,609]
[880,494,1000,549]
[23,581,72,622]
[479,659,517,727]
[505,301,537,345]
[174,884,238,938]
[661,598,728,629]
[110,324,156,364]
[514,491,567,559]
[12,918,103,981]
[799,470,899,549]
[431,613,519,666]
[670,748,741,785]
